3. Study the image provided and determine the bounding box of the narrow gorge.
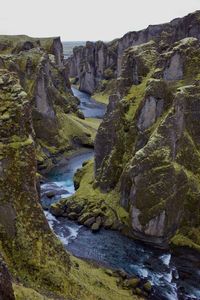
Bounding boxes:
[0,8,200,300]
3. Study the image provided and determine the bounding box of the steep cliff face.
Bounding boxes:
[94,34,200,249]
[116,10,200,75]
[0,35,93,172]
[0,69,72,295]
[67,10,200,95]
[67,40,118,94]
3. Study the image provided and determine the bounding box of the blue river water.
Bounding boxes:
[42,87,200,300]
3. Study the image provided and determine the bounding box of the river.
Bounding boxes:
[41,87,200,300]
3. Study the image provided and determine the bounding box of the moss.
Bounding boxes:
[56,107,93,147]
[13,284,50,300]
[68,256,141,300]
[143,282,152,292]
[70,116,102,141]
[93,92,109,104]
[52,160,129,231]
[0,112,10,120]
[93,78,117,103]
[124,73,153,122]
[9,136,33,149]
[170,233,200,252]
[182,44,200,83]
[123,278,140,289]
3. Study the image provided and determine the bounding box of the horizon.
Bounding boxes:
[0,0,200,41]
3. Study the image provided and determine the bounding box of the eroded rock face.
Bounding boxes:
[117,11,200,76]
[163,53,183,80]
[0,69,72,295]
[51,37,64,67]
[34,54,55,118]
[95,94,125,191]
[67,40,118,94]
[121,86,200,244]
[94,34,200,248]
[137,96,164,131]
[0,35,82,171]
[68,10,200,94]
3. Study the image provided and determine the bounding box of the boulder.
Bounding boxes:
[91,216,102,232]
[123,277,140,289]
[84,217,96,227]
[91,222,100,232]
[143,281,152,292]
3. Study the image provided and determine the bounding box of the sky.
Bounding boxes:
[0,0,200,41]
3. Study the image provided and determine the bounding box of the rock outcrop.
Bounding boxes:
[67,40,118,94]
[67,10,200,95]
[0,69,73,296]
[93,31,200,249]
[0,35,93,172]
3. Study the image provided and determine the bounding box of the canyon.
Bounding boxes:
[1,9,200,300]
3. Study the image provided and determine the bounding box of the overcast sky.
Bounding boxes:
[0,0,199,41]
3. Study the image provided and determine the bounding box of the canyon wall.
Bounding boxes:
[67,40,118,94]
[94,33,200,248]
[0,35,93,173]
[67,11,200,95]
[53,12,200,251]
[0,67,73,297]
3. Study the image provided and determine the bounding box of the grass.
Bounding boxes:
[170,233,200,252]
[56,104,102,147]
[68,256,142,300]
[92,92,109,105]
[56,108,93,147]
[124,74,152,122]
[0,34,59,55]
[13,284,50,300]
[71,116,102,140]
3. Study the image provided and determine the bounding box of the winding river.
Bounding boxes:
[41,87,200,300]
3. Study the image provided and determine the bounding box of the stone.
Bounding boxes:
[91,220,101,232]
[123,277,140,289]
[84,217,96,227]
[135,288,142,296]
[143,281,152,292]
[50,203,65,216]
[78,212,93,224]
[68,212,78,220]
[0,257,15,300]
[103,218,113,229]
[114,269,128,279]
[163,53,183,80]
[76,109,85,119]
[104,269,113,276]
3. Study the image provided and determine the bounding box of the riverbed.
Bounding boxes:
[41,87,200,300]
